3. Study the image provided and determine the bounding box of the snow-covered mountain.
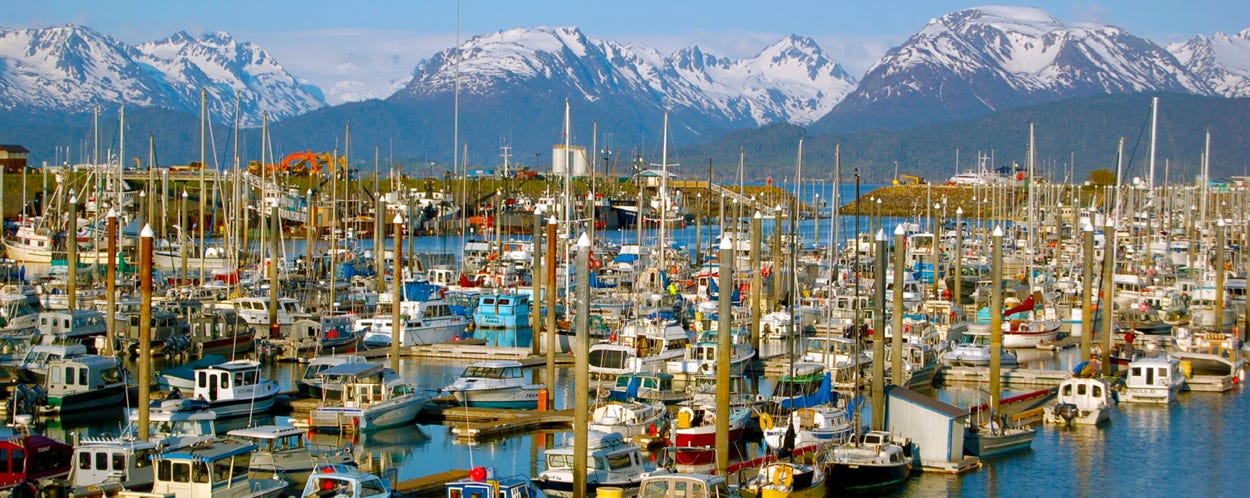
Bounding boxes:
[391,27,856,127]
[1169,28,1250,98]
[0,25,322,125]
[813,6,1211,132]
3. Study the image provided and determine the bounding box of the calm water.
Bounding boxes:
[40,340,1249,497]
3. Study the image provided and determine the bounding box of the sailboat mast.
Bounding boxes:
[200,88,208,279]
[659,110,669,292]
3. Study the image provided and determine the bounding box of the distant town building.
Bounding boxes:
[0,145,30,173]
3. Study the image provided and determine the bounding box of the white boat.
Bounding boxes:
[762,405,854,450]
[534,431,653,497]
[227,296,304,337]
[153,243,233,272]
[299,464,393,498]
[739,461,827,498]
[226,425,354,484]
[297,354,368,398]
[941,326,1018,367]
[191,360,281,418]
[1122,355,1186,403]
[443,360,542,409]
[637,471,734,498]
[963,416,1036,457]
[588,400,666,438]
[357,299,469,348]
[36,309,108,349]
[119,439,289,498]
[664,333,754,377]
[1044,377,1116,426]
[802,336,871,388]
[127,398,218,450]
[4,342,88,384]
[41,354,128,414]
[66,437,159,494]
[588,314,691,381]
[308,362,431,432]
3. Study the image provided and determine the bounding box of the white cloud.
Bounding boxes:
[242,28,454,104]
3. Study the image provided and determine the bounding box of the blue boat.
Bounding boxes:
[472,293,531,329]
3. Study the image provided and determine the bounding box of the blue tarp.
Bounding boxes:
[780,372,833,410]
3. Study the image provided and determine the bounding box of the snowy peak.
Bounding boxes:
[393,26,856,126]
[1169,28,1250,98]
[0,24,322,124]
[818,6,1210,131]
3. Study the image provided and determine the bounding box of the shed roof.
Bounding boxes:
[886,385,969,418]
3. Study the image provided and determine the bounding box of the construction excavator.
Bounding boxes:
[247,151,346,177]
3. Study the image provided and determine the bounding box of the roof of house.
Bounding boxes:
[0,145,30,153]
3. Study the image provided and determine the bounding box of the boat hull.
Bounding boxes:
[310,395,430,432]
[963,427,1036,457]
[449,386,540,409]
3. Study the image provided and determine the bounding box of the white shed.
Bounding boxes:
[885,385,979,473]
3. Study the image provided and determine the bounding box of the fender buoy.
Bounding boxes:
[759,412,774,431]
[774,465,794,488]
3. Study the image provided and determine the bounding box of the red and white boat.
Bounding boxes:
[672,403,752,448]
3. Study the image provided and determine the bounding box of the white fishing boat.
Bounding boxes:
[67,437,159,493]
[226,425,354,484]
[126,398,218,450]
[299,465,393,498]
[637,471,733,498]
[41,354,128,414]
[1043,377,1116,426]
[120,439,289,498]
[941,326,1018,367]
[588,399,666,438]
[357,299,469,348]
[191,360,280,418]
[297,354,368,398]
[761,405,854,451]
[1122,355,1186,403]
[534,431,653,497]
[442,360,542,409]
[308,362,431,432]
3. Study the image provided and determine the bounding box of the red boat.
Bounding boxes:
[672,404,752,448]
[0,431,72,489]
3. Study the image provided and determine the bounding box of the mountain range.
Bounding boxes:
[0,7,1248,172]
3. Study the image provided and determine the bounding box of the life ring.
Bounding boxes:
[773,465,794,488]
[700,362,713,373]
[759,412,774,431]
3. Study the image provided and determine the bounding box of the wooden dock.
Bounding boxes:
[436,406,574,441]
[404,344,572,366]
[937,366,1072,387]
[394,469,467,497]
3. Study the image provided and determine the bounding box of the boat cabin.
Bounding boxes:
[37,310,107,346]
[638,472,732,498]
[127,399,218,450]
[0,430,73,488]
[193,361,266,403]
[70,438,159,490]
[300,465,391,498]
[445,466,534,498]
[138,440,288,498]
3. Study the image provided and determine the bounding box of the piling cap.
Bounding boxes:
[720,234,733,250]
[1082,221,1094,232]
[753,211,762,219]
[548,215,557,225]
[956,207,963,216]
[894,223,905,236]
[875,228,886,242]
[577,232,591,248]
[140,190,146,198]
[392,213,404,224]
[1218,218,1226,227]
[992,225,1003,237]
[69,196,77,204]
[107,209,118,218]
[140,224,154,238]
[183,191,189,198]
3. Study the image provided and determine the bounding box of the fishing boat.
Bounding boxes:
[444,467,536,498]
[472,292,531,329]
[124,439,290,498]
[738,461,826,498]
[35,309,108,351]
[187,309,255,357]
[1122,355,1186,403]
[882,342,940,390]
[941,326,1018,367]
[226,425,354,484]
[588,313,691,381]
[1043,377,1116,426]
[821,431,914,491]
[442,360,542,409]
[297,355,368,398]
[665,331,754,377]
[801,336,871,389]
[761,405,854,451]
[963,414,1037,457]
[673,402,752,448]
[230,296,303,338]
[308,362,431,432]
[4,343,87,384]
[190,360,280,418]
[0,294,41,333]
[534,431,653,497]
[636,471,734,498]
[41,354,128,414]
[299,464,392,498]
[606,372,688,406]
[588,399,666,438]
[357,299,469,348]
[158,354,228,392]
[66,437,159,493]
[126,398,218,450]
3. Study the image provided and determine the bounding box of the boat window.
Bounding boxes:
[78,452,91,470]
[159,460,171,481]
[102,367,122,384]
[79,368,89,386]
[231,453,250,479]
[213,459,231,482]
[192,461,210,483]
[95,451,108,471]
[607,452,633,471]
[360,478,387,497]
[222,372,231,389]
[171,462,190,483]
[642,481,668,498]
[1077,384,1087,396]
[1092,385,1103,398]
[112,453,125,471]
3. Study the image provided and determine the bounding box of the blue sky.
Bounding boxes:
[6,1,1248,104]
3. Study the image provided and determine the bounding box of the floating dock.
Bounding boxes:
[937,366,1073,388]
[394,469,468,497]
